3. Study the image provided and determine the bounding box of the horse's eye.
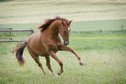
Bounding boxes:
[64,31,67,33]
[66,23,69,26]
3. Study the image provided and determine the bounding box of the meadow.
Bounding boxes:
[0,0,126,84]
[0,31,126,84]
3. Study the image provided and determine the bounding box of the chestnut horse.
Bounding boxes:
[14,17,83,75]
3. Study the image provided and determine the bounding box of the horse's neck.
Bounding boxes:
[47,23,59,40]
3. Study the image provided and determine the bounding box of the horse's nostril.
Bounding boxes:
[64,43,67,45]
[64,41,69,45]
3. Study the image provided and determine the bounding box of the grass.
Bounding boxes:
[0,0,126,24]
[71,19,126,31]
[70,31,126,50]
[0,19,126,31]
[0,31,126,84]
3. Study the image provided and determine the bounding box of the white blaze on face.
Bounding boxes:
[58,33,64,45]
[68,27,71,32]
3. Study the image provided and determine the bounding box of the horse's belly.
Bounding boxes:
[35,48,48,56]
[28,44,48,56]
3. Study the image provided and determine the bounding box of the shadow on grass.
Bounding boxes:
[0,0,13,2]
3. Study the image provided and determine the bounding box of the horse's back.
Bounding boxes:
[28,32,41,44]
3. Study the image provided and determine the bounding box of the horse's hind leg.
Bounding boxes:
[34,56,46,75]
[28,49,45,75]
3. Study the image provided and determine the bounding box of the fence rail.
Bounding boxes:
[0,28,33,42]
[0,29,33,33]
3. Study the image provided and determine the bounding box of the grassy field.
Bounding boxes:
[0,0,126,24]
[0,31,126,84]
[0,0,126,84]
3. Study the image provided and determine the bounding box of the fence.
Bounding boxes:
[0,28,34,42]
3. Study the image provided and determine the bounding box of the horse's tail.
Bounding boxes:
[14,41,27,65]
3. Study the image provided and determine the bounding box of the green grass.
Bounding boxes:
[0,31,126,84]
[0,19,126,32]
[71,19,126,31]
[70,31,126,50]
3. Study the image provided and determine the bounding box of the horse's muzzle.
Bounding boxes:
[64,41,69,45]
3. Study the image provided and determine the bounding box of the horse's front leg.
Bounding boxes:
[45,55,54,74]
[49,51,63,75]
[64,46,84,65]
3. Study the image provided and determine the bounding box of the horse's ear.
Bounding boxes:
[62,20,65,26]
[69,20,72,25]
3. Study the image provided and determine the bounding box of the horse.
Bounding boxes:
[13,17,83,75]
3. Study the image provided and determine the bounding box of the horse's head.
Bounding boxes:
[38,17,72,45]
[58,19,72,45]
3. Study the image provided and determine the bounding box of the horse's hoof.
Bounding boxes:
[57,72,61,75]
[79,62,84,66]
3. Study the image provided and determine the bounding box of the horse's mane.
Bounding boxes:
[38,17,64,32]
